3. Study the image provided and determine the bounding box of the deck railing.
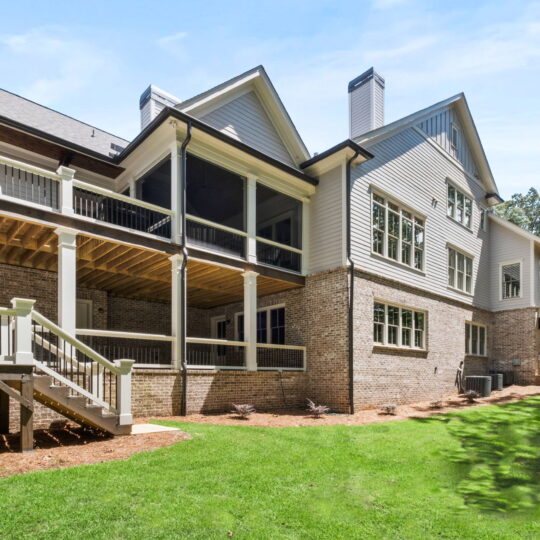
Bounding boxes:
[256,344,306,371]
[186,215,247,258]
[186,337,247,369]
[256,237,302,273]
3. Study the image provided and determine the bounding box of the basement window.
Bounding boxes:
[373,301,426,350]
[465,322,487,356]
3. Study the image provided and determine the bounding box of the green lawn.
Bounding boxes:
[1,398,540,539]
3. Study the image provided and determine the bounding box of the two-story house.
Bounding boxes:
[0,65,538,434]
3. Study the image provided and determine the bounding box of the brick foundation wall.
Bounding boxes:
[353,271,494,408]
[132,369,181,417]
[492,308,539,384]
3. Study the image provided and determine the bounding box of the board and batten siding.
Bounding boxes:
[198,91,296,166]
[308,164,345,274]
[488,220,533,311]
[416,106,479,178]
[350,125,490,309]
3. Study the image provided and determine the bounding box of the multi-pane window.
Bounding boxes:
[448,247,473,293]
[372,194,424,271]
[373,302,426,349]
[465,322,487,356]
[501,262,521,299]
[447,184,472,228]
[236,306,285,344]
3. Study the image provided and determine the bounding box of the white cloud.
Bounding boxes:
[372,0,409,9]
[157,31,189,59]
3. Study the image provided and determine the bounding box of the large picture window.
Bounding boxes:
[447,183,472,228]
[448,247,473,293]
[373,301,426,350]
[236,306,285,345]
[465,322,487,356]
[372,193,424,271]
[501,262,521,299]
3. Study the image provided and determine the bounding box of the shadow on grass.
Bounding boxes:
[413,396,540,512]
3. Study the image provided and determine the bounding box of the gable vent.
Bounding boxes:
[139,85,181,131]
[348,67,385,139]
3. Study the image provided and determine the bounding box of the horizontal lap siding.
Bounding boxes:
[200,91,295,166]
[489,220,532,310]
[351,126,490,309]
[308,165,344,273]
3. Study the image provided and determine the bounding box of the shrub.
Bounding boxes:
[231,403,255,419]
[464,390,480,403]
[380,403,397,415]
[306,399,329,418]
[429,400,444,410]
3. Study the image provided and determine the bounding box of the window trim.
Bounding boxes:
[373,299,427,351]
[234,303,286,344]
[499,259,523,300]
[447,244,474,295]
[446,179,473,230]
[479,208,488,232]
[370,189,426,272]
[450,123,460,152]
[465,321,488,357]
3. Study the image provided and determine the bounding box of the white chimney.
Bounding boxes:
[348,68,385,139]
[139,85,181,130]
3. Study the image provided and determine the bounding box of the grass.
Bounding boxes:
[1,399,540,539]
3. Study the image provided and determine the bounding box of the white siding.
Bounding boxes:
[198,91,295,166]
[308,165,345,274]
[489,220,533,311]
[349,78,384,139]
[417,106,479,177]
[350,126,490,308]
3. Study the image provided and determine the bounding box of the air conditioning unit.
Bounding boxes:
[465,376,492,397]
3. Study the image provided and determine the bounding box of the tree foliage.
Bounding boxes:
[495,188,539,236]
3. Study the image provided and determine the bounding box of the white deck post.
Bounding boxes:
[57,165,76,215]
[301,198,310,275]
[55,227,78,337]
[246,176,257,263]
[170,254,184,369]
[0,317,10,359]
[128,178,136,198]
[170,141,182,245]
[116,359,134,426]
[11,298,35,365]
[243,271,258,371]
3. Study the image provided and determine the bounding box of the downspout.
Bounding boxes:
[180,121,192,416]
[346,151,359,415]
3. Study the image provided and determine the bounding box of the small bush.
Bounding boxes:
[307,399,329,418]
[380,403,397,415]
[464,390,480,403]
[231,403,255,419]
[429,400,444,410]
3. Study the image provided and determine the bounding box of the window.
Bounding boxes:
[501,262,521,299]
[447,184,472,228]
[372,193,424,271]
[448,247,473,293]
[373,301,426,350]
[451,123,459,151]
[479,209,488,232]
[465,322,487,356]
[236,306,285,344]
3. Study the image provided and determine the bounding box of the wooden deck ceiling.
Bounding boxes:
[0,215,301,308]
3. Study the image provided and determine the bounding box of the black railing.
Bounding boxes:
[73,187,171,238]
[256,241,301,272]
[186,342,245,368]
[0,315,14,357]
[0,164,59,209]
[256,346,305,370]
[186,219,246,258]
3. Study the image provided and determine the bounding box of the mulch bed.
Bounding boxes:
[0,425,189,478]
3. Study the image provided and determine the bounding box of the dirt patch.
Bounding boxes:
[0,425,190,478]
[151,385,540,428]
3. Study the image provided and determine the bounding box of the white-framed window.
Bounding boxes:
[235,305,285,344]
[500,261,522,299]
[465,322,487,356]
[371,192,425,271]
[447,183,472,228]
[373,301,426,350]
[450,123,459,152]
[479,208,488,232]
[448,247,473,294]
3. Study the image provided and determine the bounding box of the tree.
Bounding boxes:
[495,187,540,236]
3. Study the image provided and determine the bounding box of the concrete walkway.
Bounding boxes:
[131,423,181,435]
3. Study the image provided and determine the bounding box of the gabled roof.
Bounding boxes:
[354,93,500,197]
[489,213,540,245]
[177,65,310,166]
[0,88,129,158]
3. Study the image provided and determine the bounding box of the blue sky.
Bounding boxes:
[1,0,539,198]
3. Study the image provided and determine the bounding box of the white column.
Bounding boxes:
[301,198,310,275]
[170,254,184,369]
[246,176,257,263]
[55,227,78,336]
[170,142,182,245]
[243,271,258,371]
[57,165,76,215]
[116,359,134,426]
[128,178,136,198]
[11,298,35,365]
